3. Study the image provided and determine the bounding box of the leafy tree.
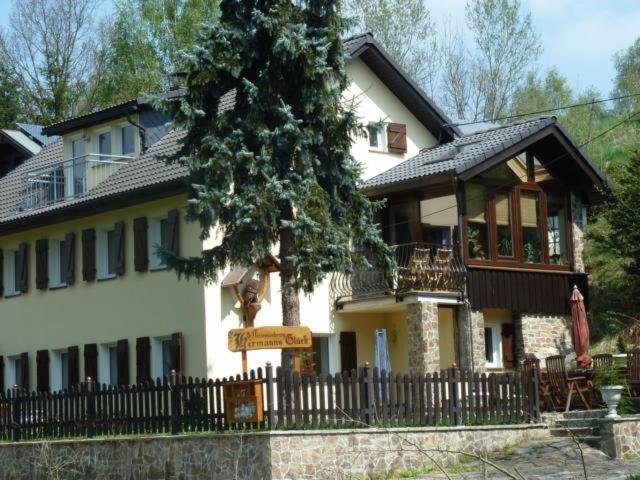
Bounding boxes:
[0,0,103,124]
[0,64,23,127]
[160,0,390,369]
[613,37,640,114]
[343,0,438,95]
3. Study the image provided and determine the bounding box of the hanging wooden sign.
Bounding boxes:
[228,326,312,352]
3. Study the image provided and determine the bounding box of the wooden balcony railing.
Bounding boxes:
[331,242,466,303]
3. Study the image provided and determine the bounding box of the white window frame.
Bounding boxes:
[48,238,67,288]
[50,348,69,392]
[5,355,25,389]
[97,227,117,280]
[151,335,173,380]
[93,127,112,163]
[115,123,136,157]
[148,215,169,270]
[367,122,387,152]
[98,343,119,386]
[484,323,503,369]
[3,248,19,296]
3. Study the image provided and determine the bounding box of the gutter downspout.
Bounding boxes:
[126,109,147,153]
[454,175,475,372]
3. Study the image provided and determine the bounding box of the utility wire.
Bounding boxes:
[380,109,640,232]
[444,92,640,128]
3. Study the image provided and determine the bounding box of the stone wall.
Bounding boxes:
[600,416,640,459]
[570,191,586,274]
[457,306,486,373]
[518,313,573,366]
[406,300,440,374]
[0,425,548,479]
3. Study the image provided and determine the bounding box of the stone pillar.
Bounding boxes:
[457,305,486,373]
[406,300,439,374]
[518,313,574,367]
[571,191,586,273]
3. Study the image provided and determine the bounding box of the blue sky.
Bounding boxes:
[0,0,638,97]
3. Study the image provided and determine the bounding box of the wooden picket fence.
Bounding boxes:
[0,365,540,442]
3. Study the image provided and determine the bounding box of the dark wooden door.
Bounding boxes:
[340,331,357,373]
[501,323,516,369]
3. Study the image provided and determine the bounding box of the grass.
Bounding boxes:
[624,475,640,480]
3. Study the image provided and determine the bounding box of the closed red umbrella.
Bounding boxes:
[571,285,591,368]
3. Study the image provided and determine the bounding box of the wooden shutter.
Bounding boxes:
[0,249,4,297]
[339,331,357,373]
[169,332,184,375]
[116,339,129,385]
[64,232,76,285]
[83,343,98,382]
[36,350,49,392]
[17,243,28,293]
[68,346,79,387]
[387,123,407,153]
[167,209,180,256]
[502,324,516,369]
[0,356,4,392]
[35,238,48,290]
[136,336,151,383]
[133,217,149,272]
[20,352,29,389]
[82,229,96,281]
[114,221,126,276]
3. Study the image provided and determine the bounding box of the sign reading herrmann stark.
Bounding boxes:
[228,326,312,352]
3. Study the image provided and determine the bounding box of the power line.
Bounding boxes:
[380,109,640,232]
[444,92,640,129]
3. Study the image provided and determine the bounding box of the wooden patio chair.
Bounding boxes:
[545,354,591,412]
[432,248,454,290]
[521,355,554,412]
[628,348,640,397]
[409,248,432,291]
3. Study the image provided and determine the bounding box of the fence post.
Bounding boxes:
[529,367,540,422]
[362,362,372,426]
[449,367,460,426]
[86,377,96,438]
[11,384,21,442]
[170,369,181,435]
[265,363,275,431]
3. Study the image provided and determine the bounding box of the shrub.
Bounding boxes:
[593,363,624,388]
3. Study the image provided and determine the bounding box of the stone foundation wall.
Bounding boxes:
[518,313,573,366]
[457,306,486,373]
[600,416,640,459]
[407,300,440,374]
[0,425,548,479]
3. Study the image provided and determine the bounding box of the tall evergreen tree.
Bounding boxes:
[160,0,390,368]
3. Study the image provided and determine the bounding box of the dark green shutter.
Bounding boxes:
[169,332,183,375]
[133,217,149,272]
[136,336,151,383]
[35,239,48,290]
[17,243,28,293]
[167,210,180,256]
[114,221,126,276]
[68,346,79,387]
[0,356,4,391]
[117,339,129,385]
[82,229,96,281]
[20,352,29,389]
[36,350,49,392]
[0,249,4,297]
[64,233,76,285]
[83,343,98,382]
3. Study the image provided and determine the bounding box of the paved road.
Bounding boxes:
[418,437,640,479]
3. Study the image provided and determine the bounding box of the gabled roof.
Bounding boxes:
[362,117,609,195]
[16,123,59,146]
[344,33,460,141]
[0,129,41,156]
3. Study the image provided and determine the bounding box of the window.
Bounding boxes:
[120,125,135,156]
[162,339,172,378]
[60,352,69,390]
[466,184,488,259]
[47,167,65,204]
[495,192,513,257]
[3,249,19,296]
[98,228,118,279]
[367,123,386,151]
[97,131,111,161]
[109,346,118,386]
[49,239,68,287]
[14,358,23,387]
[547,194,568,265]
[520,190,542,263]
[311,336,330,375]
[484,325,502,369]
[71,138,85,160]
[70,138,86,195]
[149,216,170,269]
[151,336,174,379]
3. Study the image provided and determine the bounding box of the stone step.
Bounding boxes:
[553,418,603,429]
[550,426,600,438]
[582,436,602,449]
[561,409,607,420]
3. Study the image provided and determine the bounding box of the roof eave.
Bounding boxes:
[361,171,454,197]
[42,100,139,136]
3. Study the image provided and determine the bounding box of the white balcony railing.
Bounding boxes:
[22,154,133,211]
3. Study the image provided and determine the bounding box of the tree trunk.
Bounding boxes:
[279,205,300,372]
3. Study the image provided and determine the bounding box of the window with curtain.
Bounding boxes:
[547,194,568,264]
[520,190,542,263]
[495,192,513,256]
[466,184,488,259]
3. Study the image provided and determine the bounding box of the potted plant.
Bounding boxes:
[593,363,625,418]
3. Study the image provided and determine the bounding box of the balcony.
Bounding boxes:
[331,242,466,303]
[22,154,133,211]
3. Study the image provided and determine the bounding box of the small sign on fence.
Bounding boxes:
[223,379,264,424]
[228,326,312,352]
